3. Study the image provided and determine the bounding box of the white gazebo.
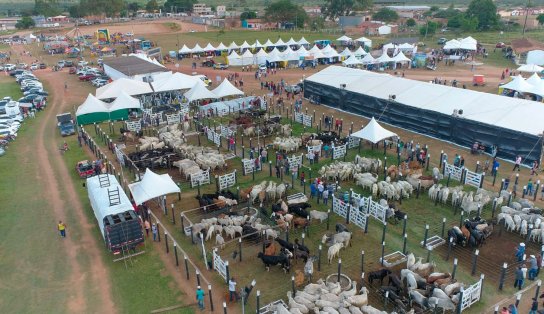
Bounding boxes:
[96,78,153,100]
[216,42,228,51]
[203,43,216,51]
[342,56,363,67]
[184,82,218,103]
[240,41,251,50]
[355,36,372,48]
[297,37,310,46]
[152,72,200,92]
[392,52,411,63]
[337,35,352,42]
[526,73,542,85]
[360,53,376,64]
[108,91,141,111]
[228,41,239,50]
[212,79,244,98]
[275,38,286,47]
[350,117,398,144]
[501,75,535,94]
[376,53,394,64]
[178,44,192,54]
[354,46,367,57]
[192,43,204,53]
[128,169,181,205]
[263,39,274,47]
[517,64,544,73]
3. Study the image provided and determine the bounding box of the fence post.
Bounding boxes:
[439,150,444,168]
[256,290,260,314]
[223,302,227,314]
[171,205,176,224]
[515,293,521,307]
[471,249,479,275]
[498,262,507,290]
[535,180,541,202]
[361,250,365,274]
[423,224,429,247]
[381,222,387,245]
[441,218,446,238]
[535,280,542,299]
[446,237,453,261]
[380,241,385,266]
[225,261,230,284]
[184,255,190,280]
[337,259,342,282]
[452,258,458,280]
[326,209,331,230]
[459,211,464,228]
[456,287,463,314]
[318,245,322,272]
[208,285,214,311]
[196,270,201,286]
[165,232,169,254]
[426,246,432,263]
[239,238,243,262]
[291,276,296,295]
[174,243,179,266]
[403,233,407,255]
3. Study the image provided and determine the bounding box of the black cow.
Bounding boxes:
[288,205,309,218]
[388,273,402,289]
[294,238,310,254]
[368,269,392,285]
[257,252,290,272]
[275,238,294,251]
[447,227,467,246]
[335,223,349,233]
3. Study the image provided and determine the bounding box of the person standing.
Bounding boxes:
[529,298,538,314]
[513,156,522,171]
[514,266,524,290]
[492,158,500,177]
[528,179,534,196]
[322,189,329,205]
[58,220,66,238]
[229,277,237,302]
[144,220,150,236]
[317,181,324,199]
[515,243,526,262]
[310,182,316,199]
[300,171,305,186]
[152,223,158,242]
[529,255,539,280]
[196,286,205,310]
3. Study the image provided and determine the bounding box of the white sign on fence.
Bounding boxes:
[191,169,210,188]
[150,113,165,125]
[219,171,236,191]
[460,277,483,312]
[166,112,181,125]
[464,169,483,188]
[220,125,235,138]
[333,143,347,160]
[444,162,463,181]
[307,144,322,155]
[351,191,362,204]
[368,199,387,225]
[347,136,360,149]
[288,154,303,169]
[213,249,228,281]
[142,108,152,117]
[125,120,142,133]
[206,129,221,147]
[242,159,255,174]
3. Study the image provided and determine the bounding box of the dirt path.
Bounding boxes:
[11,45,117,313]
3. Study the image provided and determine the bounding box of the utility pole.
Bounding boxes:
[523,0,532,36]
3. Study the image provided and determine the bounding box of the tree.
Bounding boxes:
[419,20,438,36]
[16,16,35,29]
[309,16,325,31]
[264,0,307,28]
[434,4,461,19]
[372,8,398,23]
[406,18,416,27]
[321,0,372,20]
[460,15,479,32]
[466,0,498,30]
[163,0,197,13]
[146,0,159,12]
[537,13,544,25]
[34,0,61,16]
[68,5,83,18]
[127,2,140,14]
[240,10,257,20]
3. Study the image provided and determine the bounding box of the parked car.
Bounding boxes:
[194,74,211,86]
[69,67,77,74]
[76,160,95,178]
[496,42,506,48]
[57,60,66,68]
[64,60,74,67]
[258,64,267,72]
[79,73,97,81]
[39,63,47,69]
[4,64,16,71]
[77,60,88,67]
[285,84,302,94]
[437,38,448,45]
[213,63,229,70]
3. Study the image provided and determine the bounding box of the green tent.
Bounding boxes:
[76,92,141,125]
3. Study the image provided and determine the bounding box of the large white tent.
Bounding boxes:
[354,46,368,57]
[184,82,218,102]
[376,53,394,64]
[275,38,286,46]
[152,72,200,92]
[203,43,216,51]
[392,52,411,63]
[350,117,397,143]
[296,46,309,58]
[298,37,310,46]
[216,42,228,50]
[526,73,543,86]
[178,44,191,54]
[340,47,353,58]
[254,40,263,48]
[264,39,274,47]
[360,53,376,64]
[355,36,372,48]
[96,78,153,99]
[212,79,244,98]
[459,36,477,50]
[286,38,298,46]
[282,47,300,61]
[128,169,181,206]
[342,56,363,67]
[501,75,535,94]
[443,39,461,50]
[240,41,251,50]
[192,43,204,53]
[108,91,141,111]
[517,64,544,73]
[76,93,110,116]
[255,48,269,64]
[228,41,239,50]
[337,35,352,42]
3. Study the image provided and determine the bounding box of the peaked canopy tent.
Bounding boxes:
[336,35,352,43]
[228,41,239,50]
[212,79,244,98]
[350,117,398,143]
[342,56,363,67]
[96,78,153,100]
[285,38,298,47]
[204,43,216,51]
[216,42,228,50]
[526,73,543,86]
[354,46,368,57]
[108,91,141,120]
[376,53,394,64]
[340,47,354,58]
[392,51,411,63]
[184,82,218,103]
[355,37,372,48]
[151,72,200,92]
[443,39,461,50]
[263,39,274,47]
[192,43,204,53]
[254,40,263,48]
[517,64,544,73]
[460,36,477,50]
[76,94,110,124]
[297,37,310,47]
[501,75,535,94]
[128,169,181,206]
[360,53,376,64]
[303,66,544,165]
[178,45,192,54]
[275,38,286,47]
[240,41,252,50]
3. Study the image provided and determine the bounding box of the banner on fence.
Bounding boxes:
[125,120,142,133]
[220,125,235,138]
[444,162,463,181]
[218,171,236,190]
[347,136,360,149]
[464,169,483,188]
[213,249,228,281]
[288,154,303,169]
[166,112,181,125]
[191,169,210,187]
[294,112,303,124]
[460,277,483,312]
[333,143,347,160]
[206,129,221,147]
[242,159,255,174]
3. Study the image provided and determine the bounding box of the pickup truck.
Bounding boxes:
[56,112,75,136]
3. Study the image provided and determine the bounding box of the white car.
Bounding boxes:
[125,32,134,36]
[30,64,39,70]
[4,64,15,71]
[78,60,88,67]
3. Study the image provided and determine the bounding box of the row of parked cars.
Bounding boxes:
[59,59,110,87]
[0,69,48,156]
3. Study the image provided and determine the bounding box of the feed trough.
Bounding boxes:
[420,235,446,249]
[379,251,407,268]
[326,273,352,291]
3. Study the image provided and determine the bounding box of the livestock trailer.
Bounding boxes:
[86,174,144,254]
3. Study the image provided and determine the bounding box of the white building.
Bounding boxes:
[216,5,226,17]
[193,4,212,15]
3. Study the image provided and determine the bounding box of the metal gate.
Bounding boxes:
[460,277,483,312]
[213,248,228,281]
[333,143,347,160]
[191,169,210,188]
[218,171,236,190]
[464,169,483,188]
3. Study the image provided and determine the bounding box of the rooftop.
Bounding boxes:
[103,56,169,77]
[511,38,544,54]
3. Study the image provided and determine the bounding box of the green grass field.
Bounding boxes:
[0,77,22,99]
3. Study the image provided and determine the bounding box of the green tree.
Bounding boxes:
[15,16,35,29]
[372,7,398,23]
[321,0,372,20]
[146,0,159,12]
[447,14,463,28]
[240,10,257,20]
[434,4,460,19]
[34,0,61,16]
[406,18,416,27]
[264,0,307,28]
[460,15,479,32]
[466,0,498,30]
[419,20,438,36]
[127,2,140,14]
[68,4,83,18]
[537,13,544,25]
[309,16,325,31]
[163,0,197,13]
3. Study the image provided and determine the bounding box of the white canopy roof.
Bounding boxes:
[108,91,141,111]
[240,41,251,49]
[501,75,535,93]
[256,48,268,57]
[264,39,274,47]
[178,44,191,54]
[286,38,298,46]
[392,51,411,63]
[355,36,372,45]
[184,82,218,102]
[342,56,363,66]
[323,47,340,58]
[360,53,376,64]
[517,64,544,73]
[216,42,228,50]
[76,94,109,116]
[152,72,200,92]
[398,43,414,49]
[376,53,394,63]
[128,169,181,206]
[340,47,353,57]
[306,66,544,136]
[309,45,321,54]
[296,46,309,58]
[212,79,244,98]
[459,37,477,50]
[96,78,153,99]
[311,50,327,60]
[337,35,352,42]
[275,38,286,46]
[526,73,542,85]
[443,39,461,50]
[354,46,367,57]
[282,47,299,61]
[350,117,398,144]
[192,43,204,53]
[241,49,254,58]
[382,43,396,50]
[298,37,309,45]
[254,40,263,48]
[228,41,239,49]
[267,53,284,63]
[204,43,216,51]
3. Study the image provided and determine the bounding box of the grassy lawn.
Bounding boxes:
[0,76,22,99]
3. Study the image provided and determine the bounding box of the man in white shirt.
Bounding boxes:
[229,277,238,302]
[513,156,522,171]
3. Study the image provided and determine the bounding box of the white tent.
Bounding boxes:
[376,53,394,64]
[286,38,298,46]
[255,48,269,64]
[212,79,244,98]
[392,51,411,63]
[460,36,477,50]
[501,75,535,94]
[128,169,181,206]
[152,72,200,92]
[298,37,309,46]
[192,43,204,53]
[268,47,282,57]
[184,82,218,103]
[354,46,368,57]
[342,56,363,66]
[240,41,251,50]
[382,43,396,50]
[228,41,239,50]
[311,50,327,60]
[308,45,322,54]
[340,47,354,58]
[398,43,414,50]
[517,64,544,73]
[443,39,461,50]
[264,39,274,47]
[254,40,263,48]
[355,37,372,48]
[96,78,153,99]
[323,47,340,59]
[360,53,376,64]
[337,35,352,42]
[108,91,141,111]
[350,117,397,144]
[241,49,254,65]
[228,50,254,66]
[282,47,300,61]
[296,46,309,58]
[275,38,286,46]
[178,44,192,54]
[216,42,228,50]
[76,94,109,116]
[267,53,284,63]
[526,73,542,86]
[203,43,216,51]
